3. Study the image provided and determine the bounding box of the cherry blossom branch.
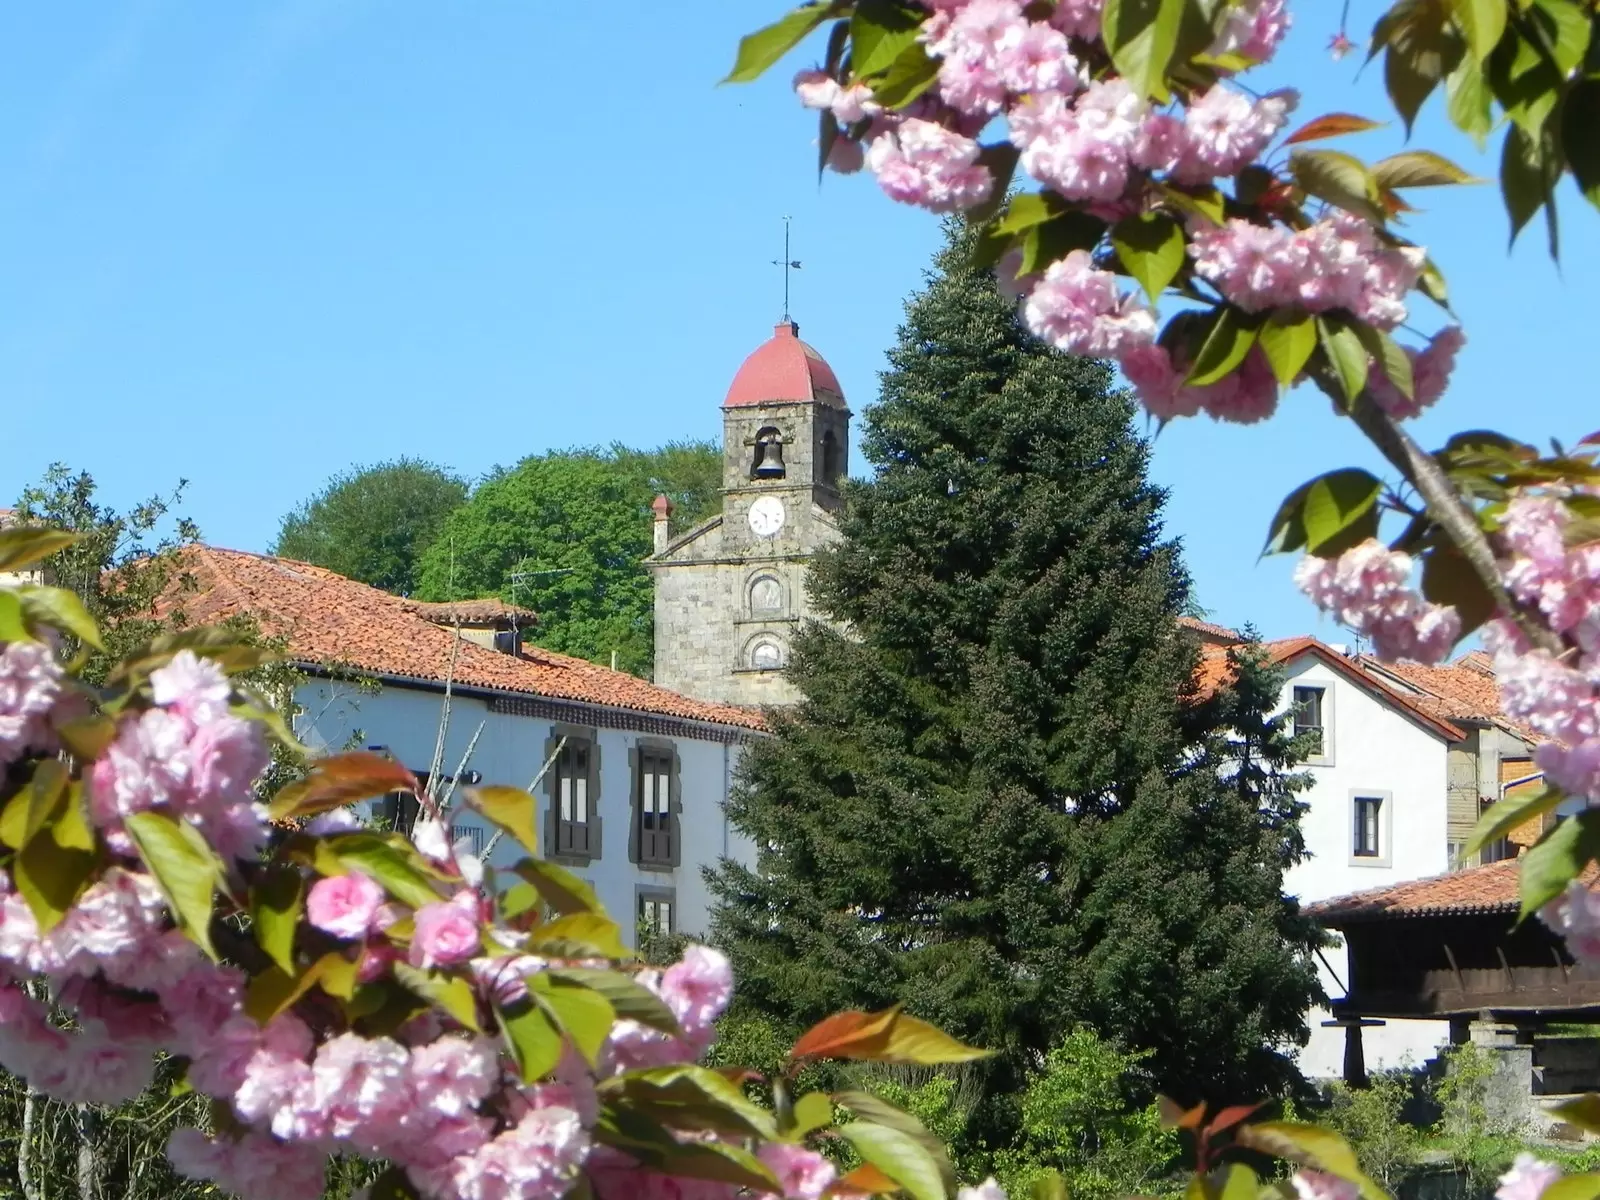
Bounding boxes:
[1344,387,1564,655]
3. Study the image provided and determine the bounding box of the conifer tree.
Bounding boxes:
[708,224,1320,1133]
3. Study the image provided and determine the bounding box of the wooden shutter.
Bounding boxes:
[638,749,673,865]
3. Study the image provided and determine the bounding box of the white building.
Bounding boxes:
[1188,620,1538,1080]
[174,545,765,947]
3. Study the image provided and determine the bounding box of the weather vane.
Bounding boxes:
[771,215,801,321]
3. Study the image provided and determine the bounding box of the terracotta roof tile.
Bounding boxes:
[163,546,766,733]
[1178,615,1243,644]
[1360,656,1538,742]
[1307,858,1599,923]
[398,598,538,627]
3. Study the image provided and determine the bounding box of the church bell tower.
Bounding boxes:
[646,321,850,707]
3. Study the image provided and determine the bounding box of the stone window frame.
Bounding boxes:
[1349,788,1393,868]
[544,723,603,865]
[636,884,677,939]
[747,570,786,618]
[1292,683,1334,766]
[628,738,681,872]
[821,427,843,486]
[743,631,785,672]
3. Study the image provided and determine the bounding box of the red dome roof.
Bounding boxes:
[723,321,845,408]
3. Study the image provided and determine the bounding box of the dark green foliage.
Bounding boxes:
[273,458,469,597]
[709,222,1320,1138]
[414,442,721,677]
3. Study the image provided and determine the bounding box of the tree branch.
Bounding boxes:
[1344,388,1564,655]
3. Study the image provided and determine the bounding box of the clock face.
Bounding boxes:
[747,495,786,538]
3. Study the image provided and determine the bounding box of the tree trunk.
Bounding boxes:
[18,1084,43,1200]
[75,1105,101,1200]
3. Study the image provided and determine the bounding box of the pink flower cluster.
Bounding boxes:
[1189,214,1426,330]
[866,119,995,212]
[1023,250,1156,358]
[1121,343,1280,424]
[1367,327,1465,419]
[0,637,68,767]
[1135,87,1297,185]
[1485,495,1600,802]
[1295,540,1462,664]
[88,650,270,862]
[1539,882,1600,963]
[1292,1172,1360,1200]
[924,0,1078,118]
[605,944,735,1070]
[1496,1155,1562,1200]
[1208,0,1292,63]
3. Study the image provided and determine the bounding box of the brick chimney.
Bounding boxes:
[652,494,673,555]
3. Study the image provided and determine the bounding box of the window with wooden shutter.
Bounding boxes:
[638,888,675,937]
[555,741,593,856]
[635,748,674,866]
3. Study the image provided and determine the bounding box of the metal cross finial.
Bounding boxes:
[770,215,802,321]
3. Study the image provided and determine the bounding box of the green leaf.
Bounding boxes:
[1487,26,1560,135]
[1290,149,1386,224]
[1236,1122,1386,1200]
[317,833,443,910]
[1501,123,1560,250]
[851,0,924,78]
[16,586,102,650]
[1316,316,1371,406]
[0,592,30,643]
[724,4,834,84]
[467,786,539,856]
[870,41,939,108]
[1350,323,1414,400]
[1264,469,1383,557]
[1546,1094,1600,1135]
[548,967,681,1036]
[1185,307,1260,388]
[512,858,603,916]
[1016,212,1109,274]
[252,866,305,975]
[1468,784,1566,857]
[833,1089,957,1190]
[498,999,564,1083]
[1521,809,1600,917]
[532,974,616,1066]
[1528,0,1592,75]
[1542,1175,1600,1200]
[1111,212,1185,302]
[1101,0,1187,100]
[1420,544,1498,636]
[393,963,483,1031]
[528,911,626,959]
[0,527,76,572]
[1258,312,1317,385]
[1373,150,1484,188]
[1561,77,1600,210]
[1031,1172,1070,1200]
[1159,183,1227,225]
[14,823,98,933]
[994,192,1065,236]
[1418,257,1451,307]
[791,1091,836,1137]
[837,1123,946,1200]
[126,810,221,959]
[1446,54,1494,146]
[7,759,69,849]
[1382,0,1463,134]
[1449,0,1508,63]
[1218,1163,1262,1200]
[603,1065,780,1140]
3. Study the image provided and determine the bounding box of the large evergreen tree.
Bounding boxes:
[708,225,1320,1131]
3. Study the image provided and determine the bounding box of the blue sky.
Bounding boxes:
[0,2,1592,641]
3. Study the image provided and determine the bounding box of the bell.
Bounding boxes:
[752,438,786,478]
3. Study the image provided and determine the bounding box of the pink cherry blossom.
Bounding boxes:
[54,1020,157,1103]
[1367,327,1465,419]
[409,1035,500,1119]
[0,637,66,766]
[167,1128,328,1200]
[412,892,483,969]
[659,944,734,1044]
[1540,882,1600,964]
[1208,0,1292,63]
[1119,343,1279,424]
[149,650,232,719]
[1011,81,1145,202]
[1049,0,1105,39]
[1293,1173,1361,1200]
[435,1084,590,1200]
[1295,541,1462,663]
[926,2,1077,117]
[1023,250,1156,358]
[1171,87,1296,183]
[959,1182,1009,1200]
[866,120,994,213]
[758,1144,836,1199]
[311,1032,414,1143]
[1497,1155,1563,1200]
[307,870,387,939]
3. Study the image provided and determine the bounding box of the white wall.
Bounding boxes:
[294,679,755,947]
[1276,654,1454,1079]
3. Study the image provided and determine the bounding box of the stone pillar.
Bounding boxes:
[652,495,673,555]
[1466,1019,1534,1130]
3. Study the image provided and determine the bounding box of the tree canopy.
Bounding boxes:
[709,223,1321,1140]
[272,459,468,597]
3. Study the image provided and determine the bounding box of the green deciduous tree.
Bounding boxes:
[413,443,721,678]
[708,223,1321,1141]
[272,459,468,597]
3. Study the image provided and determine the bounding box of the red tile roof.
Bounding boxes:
[1178,615,1243,644]
[163,546,766,733]
[1307,859,1599,923]
[1359,656,1537,742]
[724,321,846,408]
[398,598,538,627]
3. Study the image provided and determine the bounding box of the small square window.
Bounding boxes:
[638,889,675,937]
[1293,686,1326,757]
[1353,795,1383,858]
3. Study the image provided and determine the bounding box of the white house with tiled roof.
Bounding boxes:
[1189,620,1538,1080]
[170,545,765,947]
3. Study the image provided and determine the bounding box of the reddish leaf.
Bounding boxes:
[270,752,419,821]
[1284,112,1385,145]
[831,1164,901,1196]
[1580,430,1600,447]
[790,1008,904,1061]
[1206,1102,1265,1136]
[789,1007,990,1065]
[1158,1095,1208,1129]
